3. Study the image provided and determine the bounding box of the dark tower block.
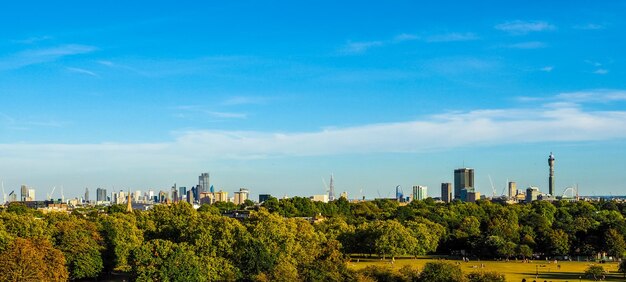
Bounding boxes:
[548,152,555,196]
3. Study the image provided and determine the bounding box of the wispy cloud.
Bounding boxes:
[393,33,419,42]
[593,69,609,75]
[340,41,384,54]
[175,105,247,120]
[495,20,556,35]
[505,41,547,49]
[0,44,97,71]
[540,66,554,72]
[0,112,65,130]
[556,89,626,103]
[584,60,610,75]
[573,23,605,30]
[426,32,478,42]
[66,67,98,77]
[11,35,53,44]
[221,96,271,106]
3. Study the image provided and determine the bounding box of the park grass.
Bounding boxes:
[348,257,623,282]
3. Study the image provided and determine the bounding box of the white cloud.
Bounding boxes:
[573,23,605,30]
[556,89,626,103]
[393,33,419,42]
[540,66,554,72]
[340,41,384,54]
[594,69,609,75]
[11,35,53,44]
[66,67,99,77]
[495,20,556,34]
[222,96,270,106]
[506,41,547,49]
[426,32,478,42]
[0,44,97,71]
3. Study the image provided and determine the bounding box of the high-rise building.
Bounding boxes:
[467,191,480,202]
[84,188,89,202]
[441,183,452,203]
[508,182,517,199]
[20,185,28,201]
[454,168,474,200]
[548,152,555,196]
[526,186,539,203]
[214,190,228,202]
[179,186,187,200]
[28,189,35,201]
[234,188,250,205]
[96,188,107,202]
[413,185,427,201]
[199,173,209,193]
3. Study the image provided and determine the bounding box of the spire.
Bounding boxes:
[126,190,132,213]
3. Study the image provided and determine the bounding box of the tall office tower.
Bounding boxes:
[84,188,89,202]
[328,174,335,201]
[96,188,107,202]
[454,168,474,200]
[441,183,452,203]
[20,185,28,201]
[234,188,250,205]
[548,152,555,196]
[508,182,517,199]
[194,185,201,201]
[199,173,209,193]
[412,185,427,201]
[28,189,35,201]
[179,186,187,200]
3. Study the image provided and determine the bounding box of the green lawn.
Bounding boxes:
[348,257,623,281]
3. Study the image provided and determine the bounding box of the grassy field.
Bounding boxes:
[348,257,623,281]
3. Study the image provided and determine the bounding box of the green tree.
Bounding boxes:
[418,261,466,282]
[100,212,143,271]
[50,215,104,279]
[604,228,626,258]
[372,220,418,259]
[131,239,207,281]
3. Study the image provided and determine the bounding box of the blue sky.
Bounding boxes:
[1,1,626,200]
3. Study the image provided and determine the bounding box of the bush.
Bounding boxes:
[467,271,506,282]
[584,265,605,280]
[418,261,466,282]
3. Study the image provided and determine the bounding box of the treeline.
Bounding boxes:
[0,198,625,281]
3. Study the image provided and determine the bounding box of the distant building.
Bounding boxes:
[96,188,107,202]
[441,183,452,203]
[340,191,348,199]
[21,185,29,201]
[413,185,427,201]
[467,191,480,202]
[259,194,271,203]
[454,168,474,200]
[508,182,517,199]
[213,190,228,202]
[526,186,540,203]
[548,152,555,196]
[84,188,89,203]
[199,173,210,193]
[179,186,187,200]
[310,194,329,203]
[28,189,35,201]
[234,188,250,205]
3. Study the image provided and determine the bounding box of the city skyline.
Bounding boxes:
[1,1,626,198]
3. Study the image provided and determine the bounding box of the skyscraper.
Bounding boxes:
[84,188,89,202]
[508,182,517,199]
[413,185,427,201]
[20,185,28,201]
[548,152,555,196]
[96,188,107,202]
[199,173,209,193]
[441,183,452,203]
[454,168,474,200]
[234,188,250,205]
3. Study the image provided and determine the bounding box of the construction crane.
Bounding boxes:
[488,175,496,197]
[47,186,56,201]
